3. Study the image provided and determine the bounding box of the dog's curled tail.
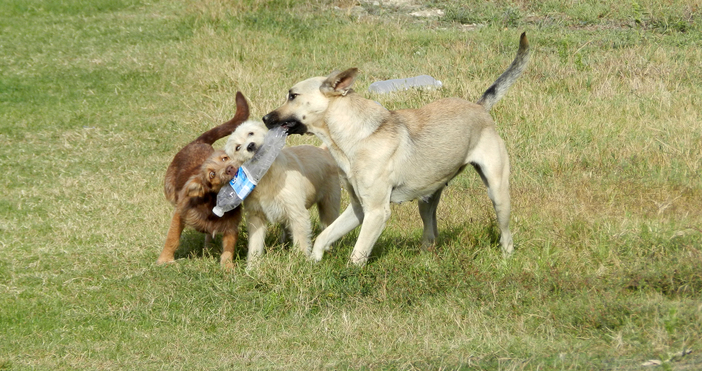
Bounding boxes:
[477,32,530,112]
[195,91,250,145]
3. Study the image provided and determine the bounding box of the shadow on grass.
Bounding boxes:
[172,229,250,262]
[366,220,503,264]
[172,230,215,261]
[294,221,509,311]
[172,224,295,263]
[170,209,505,266]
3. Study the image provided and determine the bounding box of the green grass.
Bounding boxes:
[1,0,701,369]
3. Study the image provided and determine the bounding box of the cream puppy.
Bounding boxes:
[224,120,340,267]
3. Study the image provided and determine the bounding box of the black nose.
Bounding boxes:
[262,112,279,129]
[247,142,256,152]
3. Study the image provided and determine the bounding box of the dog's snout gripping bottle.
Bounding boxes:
[212,126,288,217]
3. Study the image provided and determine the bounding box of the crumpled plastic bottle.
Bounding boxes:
[212,126,288,217]
[368,75,442,94]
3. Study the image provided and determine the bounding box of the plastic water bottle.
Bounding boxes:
[212,126,288,217]
[368,75,442,94]
[212,180,244,217]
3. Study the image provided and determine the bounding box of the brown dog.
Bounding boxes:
[157,92,249,268]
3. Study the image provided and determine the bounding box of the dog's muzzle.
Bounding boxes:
[262,111,307,135]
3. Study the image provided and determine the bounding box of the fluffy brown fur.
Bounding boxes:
[157,92,249,268]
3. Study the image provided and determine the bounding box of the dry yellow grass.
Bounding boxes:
[1,0,700,369]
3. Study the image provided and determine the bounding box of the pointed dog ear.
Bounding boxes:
[320,68,358,97]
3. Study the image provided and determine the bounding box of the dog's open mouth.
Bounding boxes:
[279,119,307,135]
[263,112,306,135]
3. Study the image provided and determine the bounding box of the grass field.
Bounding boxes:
[1,0,701,369]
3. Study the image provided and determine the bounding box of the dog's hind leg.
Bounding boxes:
[470,136,514,257]
[158,212,185,264]
[418,187,444,250]
[286,207,313,256]
[490,182,513,257]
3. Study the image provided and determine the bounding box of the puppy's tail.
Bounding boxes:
[477,32,530,112]
[195,91,250,145]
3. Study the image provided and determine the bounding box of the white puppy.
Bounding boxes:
[224,120,340,267]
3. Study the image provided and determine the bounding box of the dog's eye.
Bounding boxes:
[288,93,298,101]
[209,171,215,179]
[221,156,229,162]
[248,132,254,136]
[235,145,241,151]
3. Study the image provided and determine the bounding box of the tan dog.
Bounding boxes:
[158,92,248,268]
[224,120,340,268]
[262,33,530,266]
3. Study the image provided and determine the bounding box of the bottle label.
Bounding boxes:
[230,167,256,200]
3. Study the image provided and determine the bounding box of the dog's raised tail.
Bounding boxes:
[477,32,530,112]
[195,91,250,145]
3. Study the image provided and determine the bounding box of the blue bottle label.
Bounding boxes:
[230,167,256,200]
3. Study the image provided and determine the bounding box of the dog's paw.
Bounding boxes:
[309,248,325,263]
[220,252,235,270]
[349,254,368,267]
[420,240,436,252]
[245,261,260,273]
[155,257,176,265]
[500,233,514,257]
[220,260,235,271]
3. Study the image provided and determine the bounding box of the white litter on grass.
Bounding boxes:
[410,9,444,18]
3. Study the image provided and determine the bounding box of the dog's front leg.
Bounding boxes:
[245,213,268,270]
[345,184,393,266]
[311,199,364,262]
[220,230,238,270]
[349,202,391,266]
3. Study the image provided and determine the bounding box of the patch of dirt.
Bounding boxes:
[359,0,414,7]
[409,8,444,18]
[335,2,659,33]
[337,0,476,30]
